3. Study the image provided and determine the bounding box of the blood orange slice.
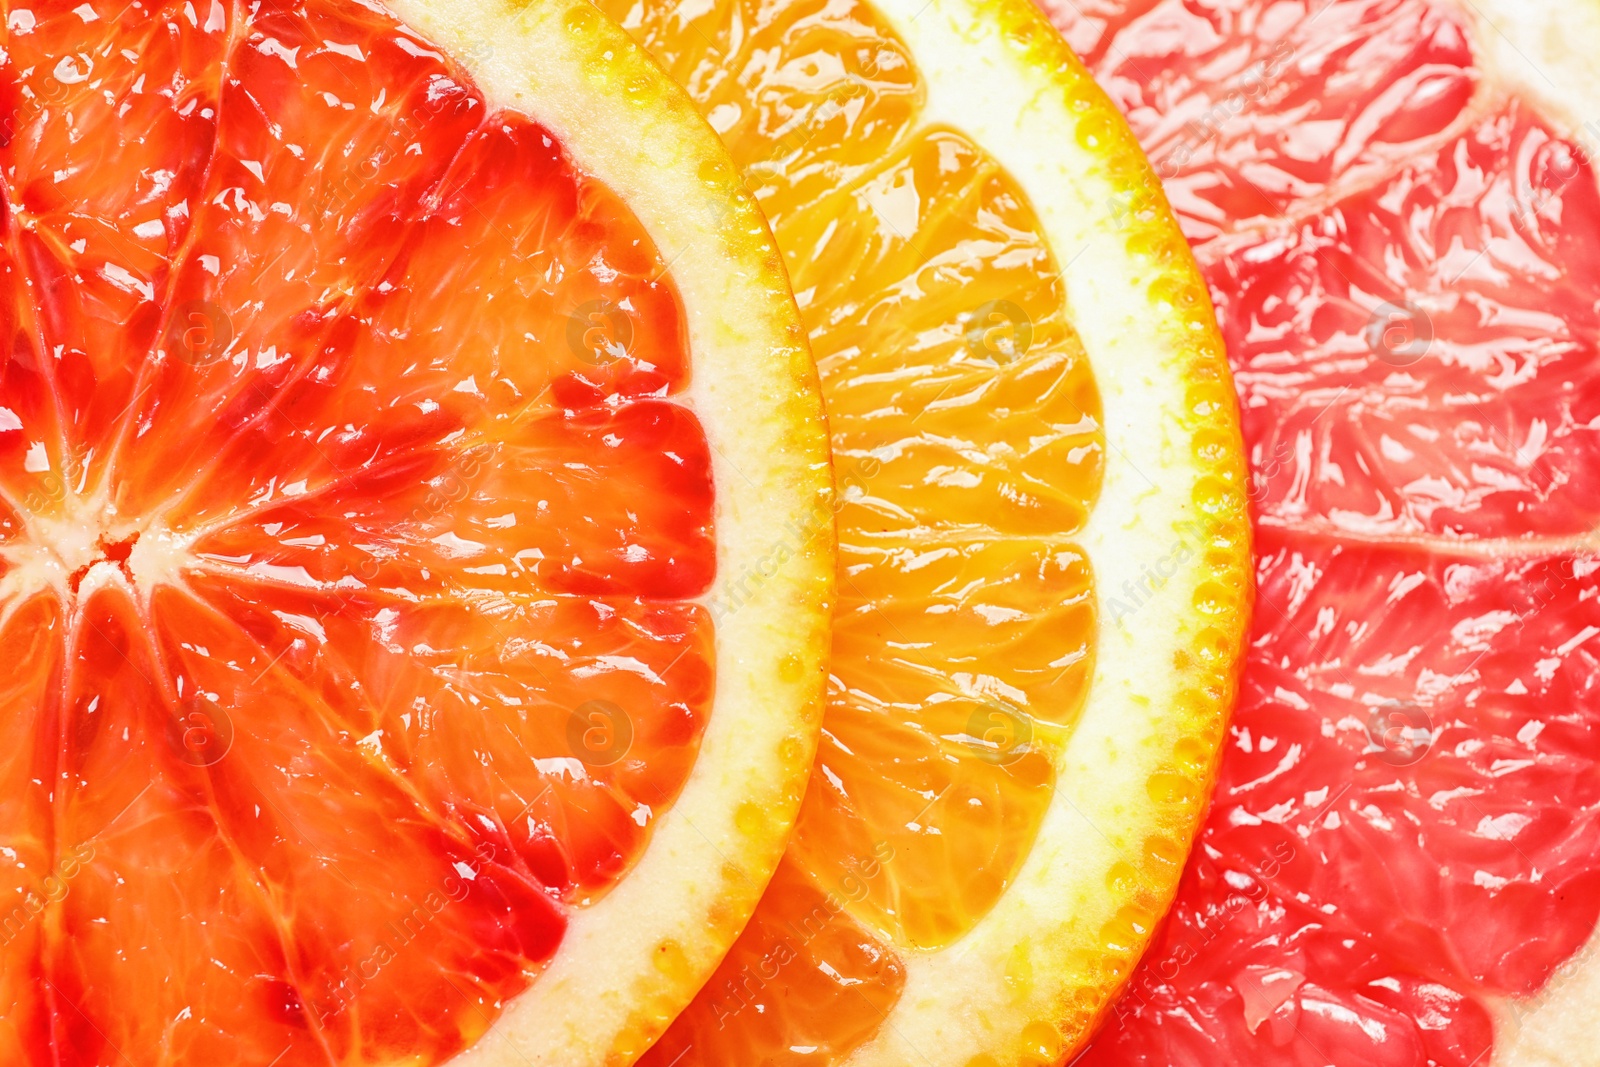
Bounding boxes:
[592,0,1255,1063]
[1037,0,1600,1063]
[0,1,833,1064]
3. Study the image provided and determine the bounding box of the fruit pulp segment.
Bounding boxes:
[1039,0,1600,1062]
[606,0,1107,1061]
[641,857,910,1067]
[1057,0,1478,247]
[0,0,714,1063]
[1086,532,1600,1067]
[1210,103,1600,542]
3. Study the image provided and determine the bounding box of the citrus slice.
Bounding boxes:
[592,0,1254,1062]
[0,1,834,1063]
[1036,0,1600,1063]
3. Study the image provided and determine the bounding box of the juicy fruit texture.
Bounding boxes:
[595,0,1254,1062]
[1040,0,1600,1063]
[1095,536,1599,1064]
[604,0,1105,1060]
[0,1,721,1062]
[664,856,911,1063]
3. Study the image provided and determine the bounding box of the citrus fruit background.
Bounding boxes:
[597,0,1254,1062]
[1033,0,1600,1063]
[0,0,832,1063]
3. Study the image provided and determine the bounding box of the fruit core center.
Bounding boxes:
[1,500,190,605]
[68,533,140,594]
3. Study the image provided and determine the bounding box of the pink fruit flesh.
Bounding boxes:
[1039,0,1600,1063]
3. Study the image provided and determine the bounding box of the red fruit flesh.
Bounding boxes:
[0,1,712,1063]
[1039,0,1600,1063]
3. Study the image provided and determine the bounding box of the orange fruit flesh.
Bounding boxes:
[1040,0,1600,1062]
[598,0,1111,1062]
[0,1,720,1063]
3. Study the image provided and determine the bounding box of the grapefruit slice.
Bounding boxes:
[0,0,833,1063]
[1035,0,1600,1063]
[593,0,1254,1063]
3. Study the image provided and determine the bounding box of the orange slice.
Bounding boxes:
[0,0,832,1063]
[1033,1,1600,1065]
[595,0,1254,1062]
